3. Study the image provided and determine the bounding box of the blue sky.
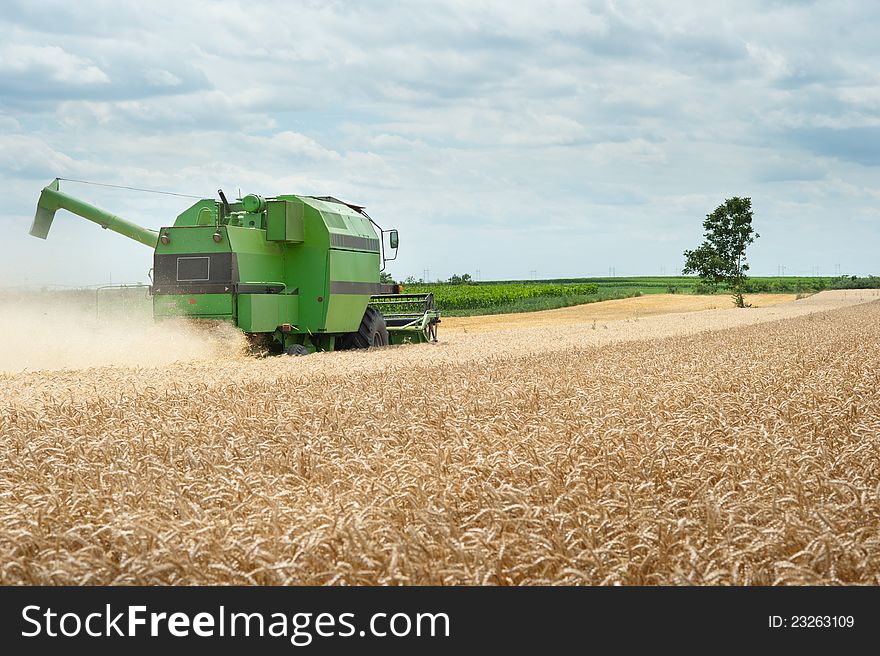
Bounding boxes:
[1,0,878,286]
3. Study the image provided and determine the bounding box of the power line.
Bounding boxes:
[57,177,203,199]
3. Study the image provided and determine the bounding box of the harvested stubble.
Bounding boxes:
[441,292,799,332]
[1,290,879,585]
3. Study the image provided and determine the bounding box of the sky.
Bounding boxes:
[1,0,878,287]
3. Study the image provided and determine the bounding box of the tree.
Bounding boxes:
[447,273,472,284]
[379,271,394,284]
[683,197,759,308]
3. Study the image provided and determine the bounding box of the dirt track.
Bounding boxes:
[443,293,799,332]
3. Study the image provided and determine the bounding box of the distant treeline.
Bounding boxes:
[743,276,880,293]
[408,275,880,294]
[828,275,880,289]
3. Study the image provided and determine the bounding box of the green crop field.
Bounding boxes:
[401,282,599,312]
[403,276,879,316]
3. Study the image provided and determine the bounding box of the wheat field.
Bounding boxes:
[1,290,879,585]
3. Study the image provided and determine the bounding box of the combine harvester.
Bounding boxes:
[30,179,439,354]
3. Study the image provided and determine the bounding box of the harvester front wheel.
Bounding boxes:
[285,344,310,356]
[340,307,389,349]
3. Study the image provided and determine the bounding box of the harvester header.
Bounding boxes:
[30,179,439,354]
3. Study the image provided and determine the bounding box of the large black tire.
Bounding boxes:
[340,306,389,349]
[285,344,309,356]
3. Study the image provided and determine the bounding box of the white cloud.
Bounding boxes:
[0,115,21,131]
[270,132,343,162]
[144,68,183,87]
[0,44,109,84]
[745,42,792,80]
[0,135,78,176]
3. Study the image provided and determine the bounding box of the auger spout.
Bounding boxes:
[30,179,158,247]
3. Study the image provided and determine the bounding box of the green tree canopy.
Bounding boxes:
[683,197,759,307]
[448,273,472,284]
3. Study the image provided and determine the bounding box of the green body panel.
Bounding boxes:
[277,196,382,333]
[387,331,429,345]
[155,225,228,254]
[325,249,380,332]
[238,294,298,332]
[266,200,304,242]
[174,200,219,227]
[153,293,234,318]
[226,226,285,286]
[30,179,439,352]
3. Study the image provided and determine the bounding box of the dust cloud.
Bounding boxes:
[0,291,247,372]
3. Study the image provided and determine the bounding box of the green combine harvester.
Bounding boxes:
[30,179,439,354]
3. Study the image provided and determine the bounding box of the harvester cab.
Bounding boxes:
[30,179,439,354]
